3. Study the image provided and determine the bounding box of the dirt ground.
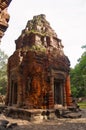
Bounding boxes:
[0,109,86,130]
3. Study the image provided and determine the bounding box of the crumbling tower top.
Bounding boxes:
[15,14,64,57]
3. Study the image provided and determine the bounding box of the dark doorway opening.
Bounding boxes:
[13,82,17,104]
[10,81,18,105]
[54,79,63,105]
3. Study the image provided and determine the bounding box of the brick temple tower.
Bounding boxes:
[6,14,72,109]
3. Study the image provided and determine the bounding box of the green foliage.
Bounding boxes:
[81,45,86,50]
[0,49,8,95]
[0,49,8,69]
[31,44,46,52]
[25,29,46,37]
[70,45,86,98]
[78,102,86,109]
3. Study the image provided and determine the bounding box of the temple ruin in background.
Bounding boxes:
[0,0,12,40]
[6,14,73,109]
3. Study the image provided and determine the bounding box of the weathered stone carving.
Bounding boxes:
[0,0,12,39]
[0,0,12,10]
[6,14,72,109]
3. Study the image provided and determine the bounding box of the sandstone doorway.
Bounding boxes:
[54,79,64,106]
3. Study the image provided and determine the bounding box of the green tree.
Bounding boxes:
[0,49,8,95]
[70,45,86,98]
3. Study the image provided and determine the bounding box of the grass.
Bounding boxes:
[78,101,86,109]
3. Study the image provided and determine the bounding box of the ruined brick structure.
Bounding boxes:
[0,0,12,39]
[6,14,72,109]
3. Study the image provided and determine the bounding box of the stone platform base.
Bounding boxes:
[4,107,57,121]
[0,105,82,121]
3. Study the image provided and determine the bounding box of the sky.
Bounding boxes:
[0,0,86,68]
